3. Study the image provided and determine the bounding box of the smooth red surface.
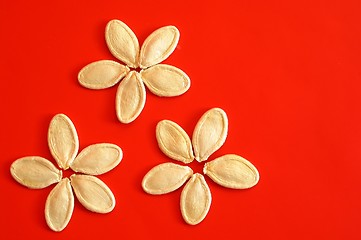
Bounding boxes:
[1,0,360,239]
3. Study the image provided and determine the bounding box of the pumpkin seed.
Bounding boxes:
[115,71,146,123]
[139,26,180,69]
[45,178,74,232]
[78,60,129,89]
[105,19,139,68]
[70,143,122,175]
[140,64,190,97]
[142,162,193,195]
[204,154,259,189]
[156,120,194,163]
[10,156,62,189]
[48,114,79,169]
[192,108,228,162]
[70,174,115,213]
[180,173,211,225]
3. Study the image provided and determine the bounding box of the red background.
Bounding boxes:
[1,0,360,239]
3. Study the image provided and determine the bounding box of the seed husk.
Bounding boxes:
[204,154,259,189]
[192,108,228,162]
[180,173,211,225]
[71,143,122,175]
[115,71,146,123]
[139,26,180,69]
[105,19,139,68]
[48,114,79,169]
[142,162,193,195]
[156,120,194,163]
[140,64,190,97]
[10,156,62,189]
[45,178,74,232]
[70,174,115,213]
[78,60,129,90]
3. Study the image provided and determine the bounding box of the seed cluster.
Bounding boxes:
[142,108,259,224]
[11,114,122,231]
[10,19,260,231]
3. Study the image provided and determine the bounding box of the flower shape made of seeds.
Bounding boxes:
[78,19,191,123]
[142,108,260,225]
[10,114,122,232]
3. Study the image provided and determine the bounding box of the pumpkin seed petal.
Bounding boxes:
[156,120,194,163]
[142,162,193,195]
[71,143,122,175]
[105,19,139,68]
[139,26,179,68]
[192,108,228,162]
[204,154,259,189]
[180,173,211,225]
[48,114,79,169]
[10,156,62,189]
[70,174,115,213]
[78,60,129,89]
[45,178,74,232]
[115,71,146,123]
[140,64,190,97]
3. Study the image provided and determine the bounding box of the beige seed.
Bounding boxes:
[78,60,129,90]
[70,143,122,175]
[70,174,115,213]
[45,178,74,232]
[48,114,79,169]
[10,156,62,189]
[180,173,212,225]
[105,19,139,68]
[142,162,193,195]
[139,26,180,69]
[115,71,146,123]
[140,64,190,97]
[192,108,228,162]
[156,120,194,164]
[204,154,260,189]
